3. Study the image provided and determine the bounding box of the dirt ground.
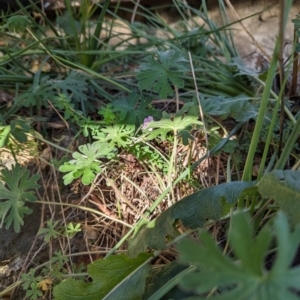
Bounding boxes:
[208,0,300,59]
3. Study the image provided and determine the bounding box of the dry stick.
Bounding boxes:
[131,0,141,24]
[78,172,103,206]
[35,201,132,227]
[52,165,73,270]
[47,100,70,130]
[224,0,272,61]
[106,178,149,220]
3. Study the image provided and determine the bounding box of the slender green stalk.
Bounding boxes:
[168,131,178,204]
[241,44,278,183]
[257,93,281,180]
[91,0,110,50]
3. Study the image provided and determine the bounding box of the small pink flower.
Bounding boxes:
[142,116,154,130]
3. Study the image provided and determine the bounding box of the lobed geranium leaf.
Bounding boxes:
[177,211,300,300]
[4,15,32,32]
[111,91,160,126]
[202,94,259,123]
[50,71,88,103]
[59,142,115,185]
[93,124,134,148]
[0,164,40,233]
[143,115,202,141]
[136,50,189,99]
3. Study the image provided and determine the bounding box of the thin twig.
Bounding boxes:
[47,100,69,130]
[106,178,149,220]
[131,0,141,24]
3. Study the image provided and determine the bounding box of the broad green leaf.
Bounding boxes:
[230,57,260,77]
[0,164,40,232]
[103,262,149,300]
[10,128,27,143]
[15,71,88,110]
[93,124,134,148]
[136,50,189,99]
[202,94,258,122]
[4,15,32,32]
[10,119,30,143]
[111,91,160,125]
[270,210,300,276]
[50,71,88,103]
[208,134,238,155]
[177,211,300,300]
[258,170,300,225]
[229,211,272,275]
[59,142,115,185]
[59,163,76,173]
[15,76,55,108]
[144,115,202,141]
[53,253,152,300]
[54,280,95,300]
[128,181,257,256]
[82,168,95,185]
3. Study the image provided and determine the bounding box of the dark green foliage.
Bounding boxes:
[202,94,259,122]
[4,15,32,33]
[177,211,300,299]
[0,164,40,232]
[258,170,300,225]
[136,50,189,98]
[111,91,161,126]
